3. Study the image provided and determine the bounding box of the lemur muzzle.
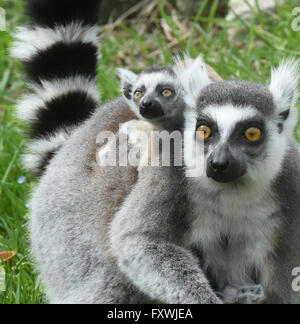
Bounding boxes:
[140,99,165,119]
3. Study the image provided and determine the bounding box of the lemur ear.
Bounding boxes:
[174,54,212,109]
[269,59,299,132]
[117,68,138,100]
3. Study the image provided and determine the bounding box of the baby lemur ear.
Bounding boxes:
[117,68,138,100]
[174,55,212,109]
[269,59,300,133]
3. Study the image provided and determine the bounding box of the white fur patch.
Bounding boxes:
[174,55,212,109]
[184,109,205,178]
[119,120,154,171]
[17,76,99,121]
[270,59,299,110]
[11,22,99,61]
[118,68,138,89]
[24,130,72,173]
[135,72,177,94]
[185,177,280,289]
[203,104,259,141]
[16,94,45,121]
[269,59,300,138]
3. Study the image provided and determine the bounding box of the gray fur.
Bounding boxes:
[110,164,220,304]
[30,98,142,303]
[28,55,300,304]
[29,96,220,304]
[268,145,300,303]
[197,81,275,116]
[195,142,300,304]
[142,66,176,77]
[179,60,300,304]
[16,0,222,305]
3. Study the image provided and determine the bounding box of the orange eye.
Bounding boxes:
[197,125,212,140]
[245,127,262,142]
[162,89,173,97]
[134,91,142,100]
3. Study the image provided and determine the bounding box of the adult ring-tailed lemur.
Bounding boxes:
[12,0,222,304]
[14,0,300,305]
[119,57,300,304]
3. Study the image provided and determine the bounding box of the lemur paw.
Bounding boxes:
[223,285,265,304]
[97,120,155,170]
[119,120,155,171]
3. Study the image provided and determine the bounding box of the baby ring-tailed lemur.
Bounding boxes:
[118,58,219,132]
[99,66,185,170]
[115,57,300,304]
[103,59,214,170]
[13,0,222,303]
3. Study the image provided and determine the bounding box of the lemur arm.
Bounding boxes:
[11,0,102,176]
[110,165,221,304]
[265,149,300,304]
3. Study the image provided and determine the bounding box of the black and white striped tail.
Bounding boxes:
[11,0,102,176]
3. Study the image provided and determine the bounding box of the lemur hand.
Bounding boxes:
[222,285,265,304]
[98,120,154,171]
[119,120,155,171]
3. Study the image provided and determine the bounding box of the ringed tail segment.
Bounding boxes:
[11,0,103,176]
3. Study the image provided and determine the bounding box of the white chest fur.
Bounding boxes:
[185,179,280,289]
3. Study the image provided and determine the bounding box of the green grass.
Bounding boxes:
[0,0,299,304]
[0,0,44,304]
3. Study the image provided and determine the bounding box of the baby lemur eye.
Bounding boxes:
[134,91,143,100]
[197,125,212,140]
[245,127,262,142]
[162,89,173,97]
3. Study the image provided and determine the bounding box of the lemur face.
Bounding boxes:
[178,58,299,187]
[193,106,269,184]
[190,81,276,183]
[118,67,184,123]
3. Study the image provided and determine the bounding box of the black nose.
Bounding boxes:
[206,144,246,183]
[140,99,164,119]
[210,159,229,172]
[210,145,230,172]
[141,100,152,109]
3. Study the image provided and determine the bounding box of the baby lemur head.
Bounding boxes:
[118,61,211,131]
[118,66,184,130]
[178,57,299,188]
